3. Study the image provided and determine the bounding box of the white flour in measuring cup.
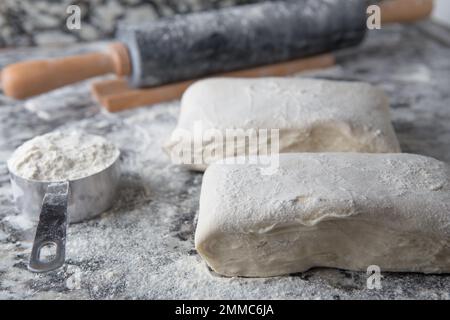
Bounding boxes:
[8,131,120,181]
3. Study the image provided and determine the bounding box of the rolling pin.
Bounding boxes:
[2,0,433,99]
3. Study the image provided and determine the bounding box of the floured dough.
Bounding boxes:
[195,153,450,277]
[166,78,401,170]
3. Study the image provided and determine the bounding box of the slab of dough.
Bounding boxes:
[166,78,401,170]
[195,153,450,277]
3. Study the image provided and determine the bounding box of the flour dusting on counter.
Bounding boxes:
[7,131,119,181]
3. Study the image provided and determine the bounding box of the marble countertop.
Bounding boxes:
[0,21,449,300]
[0,0,261,47]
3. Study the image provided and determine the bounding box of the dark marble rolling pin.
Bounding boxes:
[1,0,433,99]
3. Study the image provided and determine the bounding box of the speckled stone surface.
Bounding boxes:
[0,22,450,299]
[0,0,264,48]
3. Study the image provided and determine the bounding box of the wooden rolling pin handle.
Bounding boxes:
[2,42,131,99]
[380,0,434,24]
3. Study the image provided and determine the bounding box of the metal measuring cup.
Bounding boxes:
[8,152,121,273]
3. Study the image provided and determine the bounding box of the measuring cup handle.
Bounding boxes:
[28,181,69,273]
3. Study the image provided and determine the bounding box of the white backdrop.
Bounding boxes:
[433,0,450,25]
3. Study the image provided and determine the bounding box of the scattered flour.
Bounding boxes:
[3,214,34,231]
[7,131,119,181]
